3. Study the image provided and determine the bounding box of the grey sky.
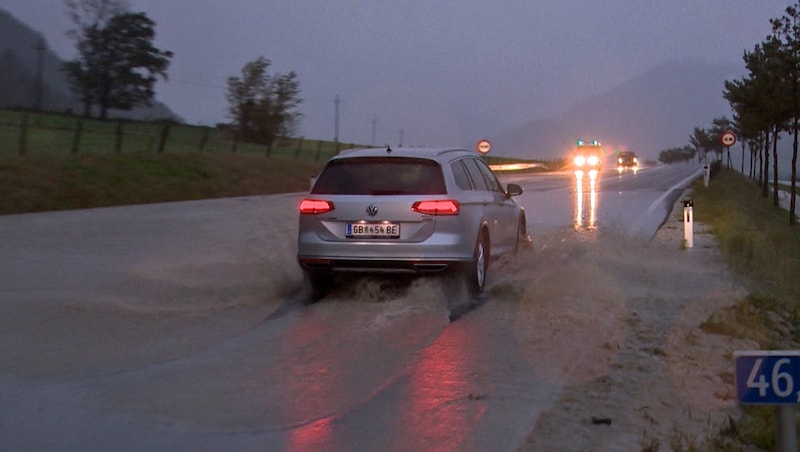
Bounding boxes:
[1,1,793,149]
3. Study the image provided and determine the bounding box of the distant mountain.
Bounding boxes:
[0,7,181,121]
[491,58,743,162]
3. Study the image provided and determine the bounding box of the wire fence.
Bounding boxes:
[0,110,355,161]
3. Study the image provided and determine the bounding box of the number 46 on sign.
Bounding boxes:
[735,351,800,404]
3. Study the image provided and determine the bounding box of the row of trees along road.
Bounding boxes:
[718,2,800,225]
[60,0,304,150]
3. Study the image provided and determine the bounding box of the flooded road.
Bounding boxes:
[1,162,704,450]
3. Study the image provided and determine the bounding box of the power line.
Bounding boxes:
[166,78,226,90]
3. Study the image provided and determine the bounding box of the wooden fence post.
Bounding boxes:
[157,123,170,153]
[71,119,82,155]
[18,113,28,156]
[198,128,209,152]
[114,120,124,153]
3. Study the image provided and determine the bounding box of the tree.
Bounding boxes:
[63,0,127,116]
[62,0,172,118]
[658,145,695,164]
[688,126,713,162]
[724,37,789,200]
[226,56,303,147]
[94,12,172,117]
[771,3,800,224]
[65,0,128,31]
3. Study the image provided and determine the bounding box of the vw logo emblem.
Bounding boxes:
[366,205,378,217]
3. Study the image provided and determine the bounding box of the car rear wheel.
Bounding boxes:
[303,271,334,301]
[515,216,532,254]
[465,233,488,296]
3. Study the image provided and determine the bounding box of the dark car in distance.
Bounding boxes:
[617,151,639,172]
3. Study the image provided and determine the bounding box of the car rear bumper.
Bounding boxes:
[296,231,475,274]
[297,257,466,274]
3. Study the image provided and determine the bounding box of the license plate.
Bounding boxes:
[346,223,400,238]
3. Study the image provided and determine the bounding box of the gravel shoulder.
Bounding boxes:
[511,189,757,450]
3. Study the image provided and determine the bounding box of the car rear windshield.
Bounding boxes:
[312,157,446,195]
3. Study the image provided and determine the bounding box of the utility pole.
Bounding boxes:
[333,94,340,145]
[398,128,404,147]
[371,115,377,146]
[34,37,46,111]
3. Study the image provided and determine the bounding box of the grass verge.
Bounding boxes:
[0,153,324,215]
[677,167,800,451]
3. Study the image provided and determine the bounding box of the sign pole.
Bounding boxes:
[777,405,797,452]
[721,131,737,169]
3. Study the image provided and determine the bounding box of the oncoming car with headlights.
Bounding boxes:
[297,147,530,300]
[616,151,639,172]
[572,139,604,169]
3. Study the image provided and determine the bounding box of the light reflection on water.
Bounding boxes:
[574,169,599,231]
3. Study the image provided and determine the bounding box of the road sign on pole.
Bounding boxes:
[721,131,737,147]
[735,350,800,452]
[735,351,800,404]
[476,139,491,155]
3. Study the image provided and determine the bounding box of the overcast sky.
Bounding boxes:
[1,1,794,148]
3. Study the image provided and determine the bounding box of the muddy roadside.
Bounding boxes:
[510,189,759,450]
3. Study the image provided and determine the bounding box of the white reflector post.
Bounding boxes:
[683,199,693,248]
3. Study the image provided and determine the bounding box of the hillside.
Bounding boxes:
[0,7,180,121]
[0,8,73,111]
[491,58,743,162]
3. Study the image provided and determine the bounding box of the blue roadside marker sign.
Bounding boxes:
[735,351,800,404]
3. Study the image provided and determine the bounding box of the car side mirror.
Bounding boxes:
[506,183,523,197]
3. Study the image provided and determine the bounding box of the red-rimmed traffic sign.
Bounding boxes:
[476,139,491,154]
[721,131,737,147]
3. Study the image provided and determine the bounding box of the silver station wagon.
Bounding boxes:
[296,146,529,300]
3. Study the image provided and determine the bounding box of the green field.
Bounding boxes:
[0,110,352,214]
[0,152,328,214]
[0,110,352,159]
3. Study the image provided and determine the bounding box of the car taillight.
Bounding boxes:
[298,199,334,214]
[412,200,459,215]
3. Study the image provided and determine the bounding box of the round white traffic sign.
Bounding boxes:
[721,131,737,147]
[476,139,491,154]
